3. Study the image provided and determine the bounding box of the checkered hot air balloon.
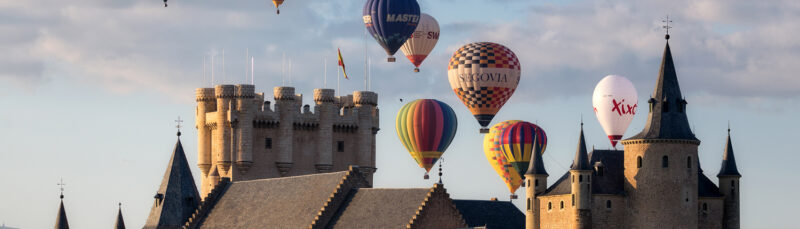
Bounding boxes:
[499,121,547,178]
[448,42,520,133]
[396,99,458,179]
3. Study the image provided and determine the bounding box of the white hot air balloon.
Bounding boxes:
[592,75,638,148]
[400,13,439,72]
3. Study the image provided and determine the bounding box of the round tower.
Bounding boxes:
[274,86,297,176]
[314,89,336,173]
[525,143,548,229]
[353,91,378,177]
[234,84,255,173]
[214,85,235,176]
[718,129,741,229]
[570,125,592,229]
[196,88,216,175]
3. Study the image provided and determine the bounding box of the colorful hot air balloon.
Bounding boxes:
[363,0,421,62]
[448,42,521,133]
[396,99,458,179]
[499,121,547,178]
[592,75,638,148]
[484,120,524,197]
[400,13,439,72]
[272,0,284,14]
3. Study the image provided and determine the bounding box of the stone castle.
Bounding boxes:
[194,85,379,197]
[523,38,742,229]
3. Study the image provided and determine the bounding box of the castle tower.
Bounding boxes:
[274,86,299,176]
[114,204,126,229]
[353,91,379,175]
[213,85,235,176]
[717,128,741,229]
[234,84,256,173]
[54,193,69,229]
[620,37,700,228]
[570,124,592,229]
[195,88,215,176]
[144,132,201,229]
[525,137,548,229]
[313,89,336,173]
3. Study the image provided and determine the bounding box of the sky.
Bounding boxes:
[0,0,798,228]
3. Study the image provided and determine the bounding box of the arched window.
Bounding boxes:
[606,200,611,209]
[579,175,583,182]
[702,203,708,211]
[560,201,564,209]
[687,156,692,168]
[527,198,531,210]
[637,156,643,168]
[662,155,669,168]
[548,202,552,210]
[535,179,539,187]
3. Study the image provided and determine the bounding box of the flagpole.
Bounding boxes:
[281,52,285,86]
[203,55,206,87]
[211,54,215,86]
[245,48,249,84]
[364,29,368,91]
[251,57,254,85]
[337,64,340,97]
[324,56,327,88]
[222,49,226,84]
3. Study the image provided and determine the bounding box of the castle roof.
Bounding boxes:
[453,200,525,228]
[628,41,698,141]
[143,136,201,229]
[717,130,741,177]
[114,205,125,229]
[698,171,723,198]
[570,125,591,171]
[526,136,548,175]
[55,198,69,229]
[543,150,625,196]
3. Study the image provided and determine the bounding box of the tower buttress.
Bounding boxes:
[718,128,741,229]
[525,138,548,229]
[570,124,592,229]
[274,86,297,176]
[314,89,336,173]
[196,88,215,176]
[353,91,379,178]
[214,85,235,176]
[234,84,256,173]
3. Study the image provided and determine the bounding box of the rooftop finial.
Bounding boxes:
[728,121,731,134]
[175,116,183,137]
[662,15,673,40]
[580,114,584,128]
[437,157,444,185]
[57,178,66,199]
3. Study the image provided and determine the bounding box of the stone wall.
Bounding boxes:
[698,197,723,229]
[538,194,573,229]
[591,195,625,228]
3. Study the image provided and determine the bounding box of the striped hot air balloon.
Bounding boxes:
[400,13,440,72]
[396,99,458,179]
[499,121,547,178]
[448,42,521,133]
[483,120,524,197]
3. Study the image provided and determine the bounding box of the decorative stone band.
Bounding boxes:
[214,85,236,98]
[234,84,255,99]
[620,138,701,146]
[314,89,336,103]
[353,91,378,106]
[273,87,296,101]
[196,88,216,101]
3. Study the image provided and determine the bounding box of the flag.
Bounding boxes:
[338,48,348,79]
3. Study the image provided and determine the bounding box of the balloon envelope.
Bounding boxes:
[363,0,421,62]
[272,0,284,14]
[484,120,523,194]
[499,121,547,178]
[592,75,638,147]
[396,99,458,175]
[400,13,439,72]
[448,42,520,132]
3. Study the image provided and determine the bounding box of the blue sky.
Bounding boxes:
[1,0,799,228]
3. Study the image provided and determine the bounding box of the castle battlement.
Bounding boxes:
[195,84,379,198]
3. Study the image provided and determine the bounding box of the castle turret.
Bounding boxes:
[525,137,548,229]
[314,89,336,173]
[144,132,201,229]
[620,38,700,228]
[234,84,256,173]
[717,128,741,229]
[114,204,126,229]
[274,86,298,176]
[570,124,592,229]
[353,91,378,176]
[214,85,235,176]
[54,193,69,229]
[196,88,216,176]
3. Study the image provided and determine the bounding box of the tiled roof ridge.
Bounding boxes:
[309,166,369,229]
[407,184,467,228]
[183,178,231,229]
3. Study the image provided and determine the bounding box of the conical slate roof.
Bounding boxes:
[718,130,741,177]
[114,204,126,229]
[143,135,201,229]
[55,198,69,229]
[570,125,591,170]
[525,136,547,175]
[629,41,698,141]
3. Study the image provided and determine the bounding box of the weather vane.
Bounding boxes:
[175,116,183,136]
[57,178,66,199]
[662,15,673,39]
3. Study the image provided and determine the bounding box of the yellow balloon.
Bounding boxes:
[483,120,524,194]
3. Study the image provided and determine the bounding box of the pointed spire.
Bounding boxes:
[114,203,126,229]
[630,38,697,141]
[718,128,741,177]
[571,123,591,170]
[525,135,548,175]
[55,196,69,229]
[144,134,201,229]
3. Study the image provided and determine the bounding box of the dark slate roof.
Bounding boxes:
[628,41,698,141]
[114,206,125,229]
[55,198,69,229]
[717,131,741,177]
[570,126,591,171]
[200,171,353,228]
[526,136,548,175]
[452,200,525,229]
[328,188,431,228]
[144,138,201,229]
[698,166,723,197]
[544,150,625,196]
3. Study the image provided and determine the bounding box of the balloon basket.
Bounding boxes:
[414,68,420,73]
[388,57,396,62]
[510,194,518,199]
[276,9,280,14]
[424,174,429,180]
[479,128,489,134]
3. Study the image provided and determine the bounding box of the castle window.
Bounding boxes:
[579,175,583,182]
[702,203,708,211]
[596,166,604,176]
[548,202,552,210]
[572,175,575,183]
[679,99,687,113]
[606,200,611,209]
[527,198,531,210]
[648,98,656,112]
[337,141,344,152]
[662,155,669,168]
[637,156,643,168]
[265,138,272,149]
[535,179,539,187]
[572,194,575,206]
[560,201,564,209]
[687,156,692,168]
[662,99,669,112]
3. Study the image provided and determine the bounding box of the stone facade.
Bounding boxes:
[195,85,378,197]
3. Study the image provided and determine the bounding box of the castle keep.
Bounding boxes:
[195,85,379,197]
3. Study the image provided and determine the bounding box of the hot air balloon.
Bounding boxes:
[272,0,284,14]
[448,42,520,133]
[484,120,524,198]
[363,0,421,62]
[396,99,458,179]
[592,75,638,148]
[400,13,439,72]
[499,121,547,178]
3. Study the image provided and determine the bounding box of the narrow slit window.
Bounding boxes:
[687,156,692,168]
[560,201,564,209]
[637,156,643,168]
[662,155,669,168]
[606,200,611,209]
[337,141,344,152]
[265,138,272,149]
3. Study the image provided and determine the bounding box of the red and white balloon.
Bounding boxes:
[592,75,638,148]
